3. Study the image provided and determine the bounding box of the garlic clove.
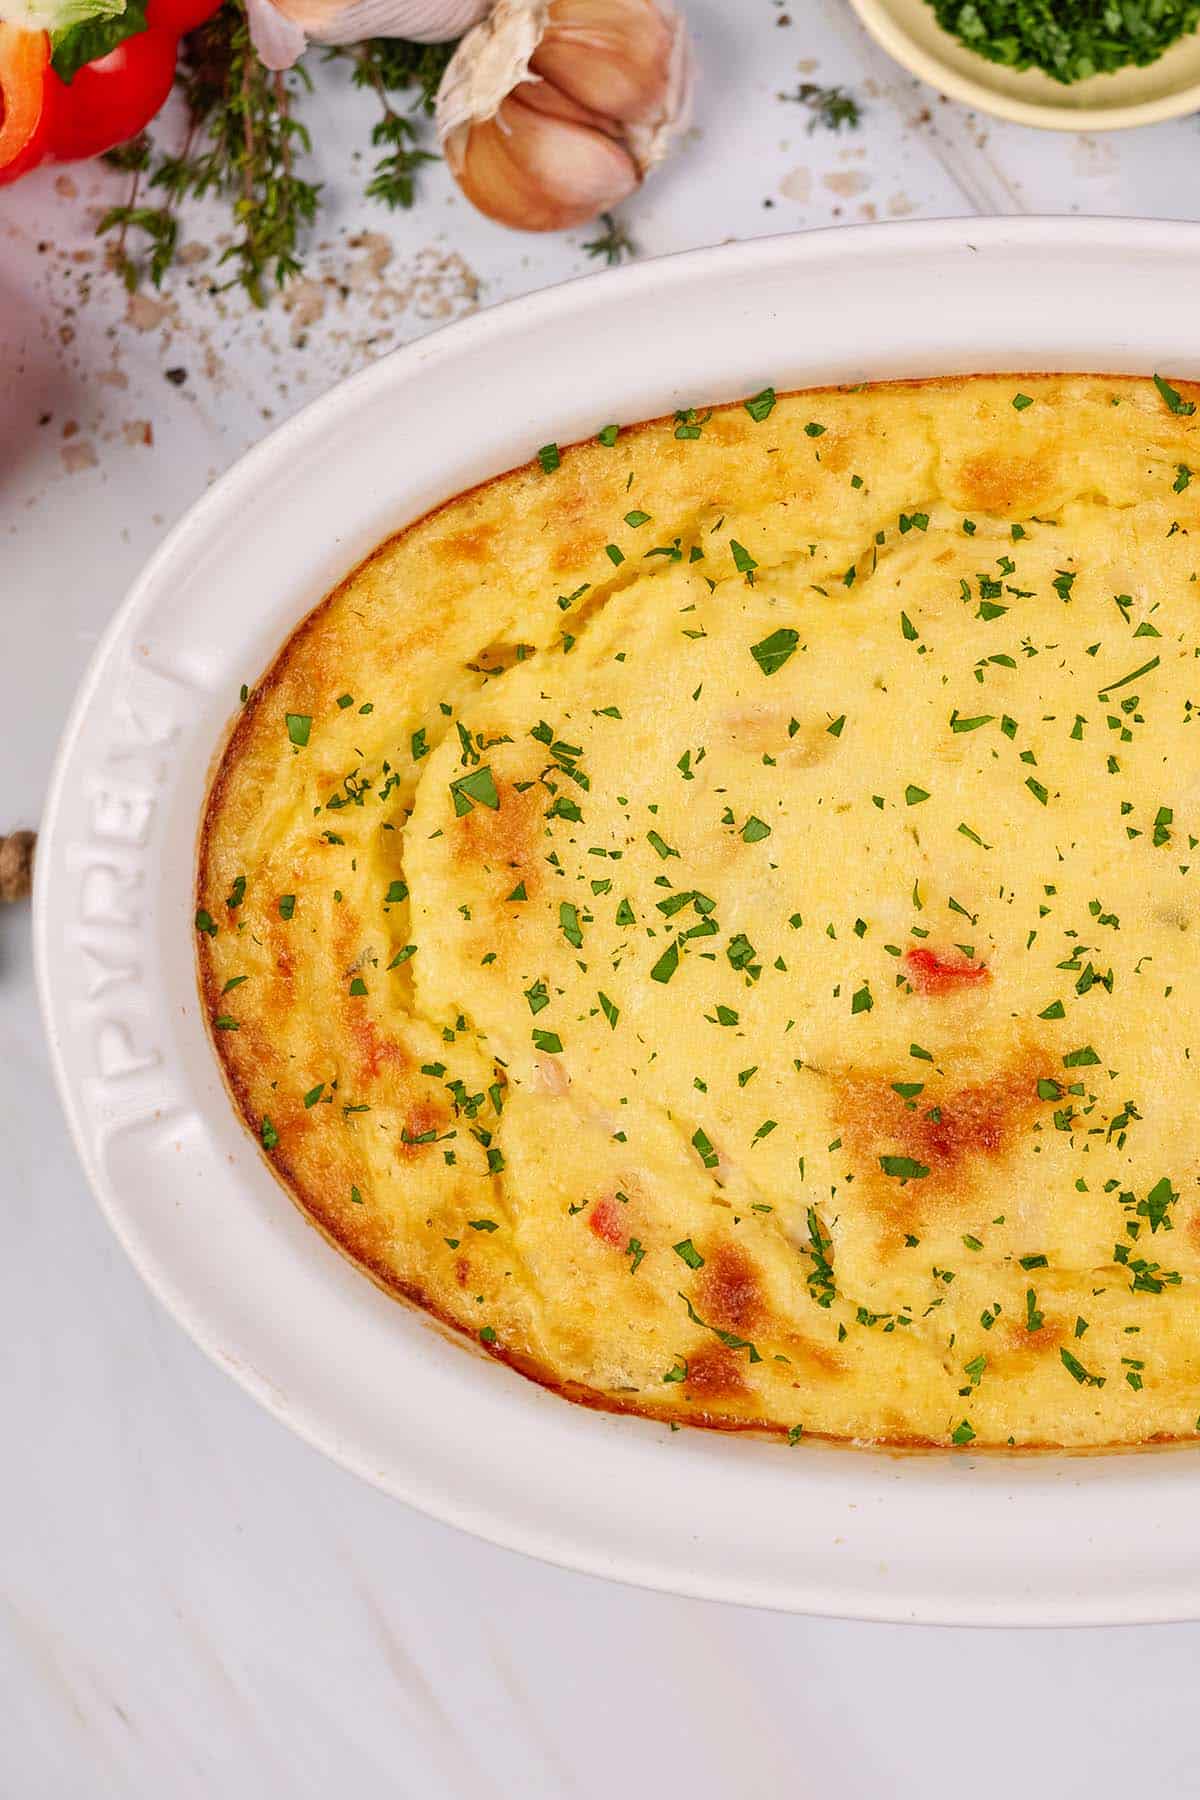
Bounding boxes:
[507,65,619,134]
[436,0,694,230]
[530,0,675,128]
[448,84,638,231]
[274,0,492,43]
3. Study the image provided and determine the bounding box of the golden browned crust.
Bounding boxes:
[198,372,1200,1450]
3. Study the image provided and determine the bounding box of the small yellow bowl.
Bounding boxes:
[848,0,1200,130]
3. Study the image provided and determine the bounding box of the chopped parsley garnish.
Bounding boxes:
[650,941,680,984]
[929,11,1200,84]
[1154,373,1196,416]
[691,1127,719,1169]
[678,1291,761,1362]
[730,540,758,580]
[1142,1177,1177,1233]
[1097,656,1159,699]
[744,386,776,422]
[726,933,759,974]
[1060,1346,1105,1388]
[450,765,500,815]
[805,1207,837,1307]
[880,1155,930,1183]
[285,713,312,748]
[750,627,800,676]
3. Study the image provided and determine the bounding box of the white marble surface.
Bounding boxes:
[5,3,1200,1792]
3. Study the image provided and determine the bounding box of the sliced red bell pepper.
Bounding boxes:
[47,24,177,164]
[0,25,55,186]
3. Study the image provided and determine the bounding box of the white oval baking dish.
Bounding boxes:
[35,217,1200,1626]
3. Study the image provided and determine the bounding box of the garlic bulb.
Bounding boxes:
[250,0,491,72]
[436,0,693,232]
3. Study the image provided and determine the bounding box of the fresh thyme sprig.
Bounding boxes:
[98,133,178,291]
[343,36,456,114]
[100,196,179,290]
[97,3,320,305]
[583,212,637,266]
[96,12,456,306]
[781,81,862,132]
[193,11,321,305]
[351,43,439,210]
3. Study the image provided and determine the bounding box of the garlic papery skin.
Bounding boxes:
[257,0,490,69]
[436,0,693,232]
[296,0,492,40]
[245,0,309,72]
